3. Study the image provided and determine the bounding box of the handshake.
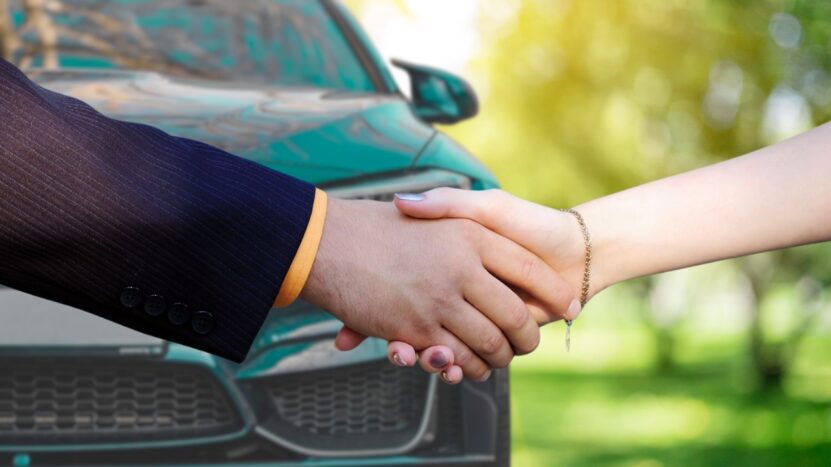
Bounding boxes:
[300,188,596,385]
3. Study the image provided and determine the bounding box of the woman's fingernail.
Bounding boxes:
[429,352,449,368]
[477,370,492,382]
[441,371,451,383]
[567,299,582,320]
[392,353,406,367]
[395,193,425,201]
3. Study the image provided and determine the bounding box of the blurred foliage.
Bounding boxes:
[449,0,831,205]
[510,367,831,467]
[347,0,831,464]
[445,1,831,464]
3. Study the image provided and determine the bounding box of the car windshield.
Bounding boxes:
[1,0,374,91]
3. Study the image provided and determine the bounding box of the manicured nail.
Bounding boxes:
[477,370,492,382]
[567,299,582,320]
[392,353,406,367]
[441,371,452,384]
[394,193,425,201]
[429,352,448,368]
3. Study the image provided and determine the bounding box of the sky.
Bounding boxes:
[346,0,483,94]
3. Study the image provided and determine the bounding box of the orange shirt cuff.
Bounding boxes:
[274,188,328,308]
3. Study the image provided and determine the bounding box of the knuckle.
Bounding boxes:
[429,294,458,319]
[492,355,512,369]
[469,366,490,381]
[519,257,540,285]
[454,346,473,366]
[531,329,542,352]
[479,331,505,356]
[517,329,541,356]
[443,256,482,286]
[505,301,530,332]
[409,318,436,341]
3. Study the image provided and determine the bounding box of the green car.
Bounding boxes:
[0,0,509,465]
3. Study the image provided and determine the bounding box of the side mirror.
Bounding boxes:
[391,59,479,124]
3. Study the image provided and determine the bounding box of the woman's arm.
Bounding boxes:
[402,121,831,299]
[580,121,831,292]
[367,122,831,383]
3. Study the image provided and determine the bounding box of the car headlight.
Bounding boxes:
[325,169,471,201]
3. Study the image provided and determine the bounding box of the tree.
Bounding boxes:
[446,0,831,384]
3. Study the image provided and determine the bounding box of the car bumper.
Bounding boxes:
[0,303,503,466]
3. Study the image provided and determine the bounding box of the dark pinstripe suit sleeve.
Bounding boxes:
[0,59,316,362]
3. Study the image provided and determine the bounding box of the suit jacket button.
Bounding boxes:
[120,287,143,309]
[191,311,215,335]
[144,295,166,316]
[167,303,191,326]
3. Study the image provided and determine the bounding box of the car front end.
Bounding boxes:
[0,0,509,465]
[0,166,507,467]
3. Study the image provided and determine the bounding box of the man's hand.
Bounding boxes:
[301,196,576,381]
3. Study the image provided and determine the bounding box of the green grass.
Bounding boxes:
[503,269,831,466]
[507,302,831,467]
[510,366,831,467]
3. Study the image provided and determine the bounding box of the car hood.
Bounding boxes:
[29,69,435,185]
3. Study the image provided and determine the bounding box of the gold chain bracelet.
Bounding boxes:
[560,208,592,351]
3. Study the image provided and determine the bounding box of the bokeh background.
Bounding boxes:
[346,1,831,465]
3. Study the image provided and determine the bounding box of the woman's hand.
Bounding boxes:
[341,122,831,383]
[334,189,595,383]
[396,188,599,300]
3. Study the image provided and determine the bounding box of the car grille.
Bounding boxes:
[0,359,243,444]
[256,361,434,453]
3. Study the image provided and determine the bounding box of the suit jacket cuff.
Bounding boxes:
[273,188,328,307]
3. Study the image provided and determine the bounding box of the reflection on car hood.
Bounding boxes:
[29,69,435,184]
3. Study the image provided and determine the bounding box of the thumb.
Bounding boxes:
[395,188,546,246]
[394,188,505,226]
[334,325,369,351]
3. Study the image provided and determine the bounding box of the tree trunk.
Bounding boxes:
[654,328,675,373]
[744,265,785,392]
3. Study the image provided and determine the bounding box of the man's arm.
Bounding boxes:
[0,58,317,362]
[0,59,577,377]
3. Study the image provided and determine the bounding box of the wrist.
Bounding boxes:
[572,199,620,299]
[299,197,381,326]
[300,196,344,311]
[542,207,600,304]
